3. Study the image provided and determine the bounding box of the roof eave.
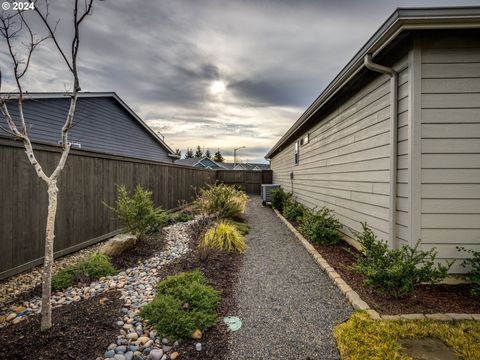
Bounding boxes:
[265,7,480,159]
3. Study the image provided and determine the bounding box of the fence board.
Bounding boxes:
[0,139,216,279]
[216,170,272,194]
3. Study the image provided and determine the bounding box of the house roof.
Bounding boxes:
[221,162,270,170]
[1,92,177,157]
[265,6,480,159]
[176,156,227,169]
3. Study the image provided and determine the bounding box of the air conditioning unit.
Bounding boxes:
[261,184,281,206]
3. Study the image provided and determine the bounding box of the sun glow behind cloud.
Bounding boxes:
[209,80,227,95]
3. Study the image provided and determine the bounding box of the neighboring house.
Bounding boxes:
[222,162,271,171]
[266,7,480,273]
[176,156,226,169]
[0,92,178,163]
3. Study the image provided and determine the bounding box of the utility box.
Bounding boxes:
[261,184,281,206]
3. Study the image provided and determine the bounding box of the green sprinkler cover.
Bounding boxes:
[223,316,242,331]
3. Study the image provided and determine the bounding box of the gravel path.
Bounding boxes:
[228,198,352,360]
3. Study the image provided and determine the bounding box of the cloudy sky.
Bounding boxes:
[1,0,479,162]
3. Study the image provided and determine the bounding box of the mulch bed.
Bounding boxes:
[313,241,480,314]
[151,218,243,359]
[0,290,123,360]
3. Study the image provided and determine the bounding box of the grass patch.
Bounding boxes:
[200,221,247,253]
[52,253,116,291]
[140,271,220,340]
[335,311,480,360]
[227,220,250,235]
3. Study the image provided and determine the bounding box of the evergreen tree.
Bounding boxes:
[194,145,203,158]
[205,149,212,158]
[213,149,224,162]
[185,148,194,158]
[174,148,181,157]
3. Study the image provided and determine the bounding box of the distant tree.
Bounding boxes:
[174,148,181,157]
[213,149,224,162]
[184,148,194,158]
[205,149,211,158]
[194,145,203,158]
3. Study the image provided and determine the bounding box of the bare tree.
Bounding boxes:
[0,0,95,330]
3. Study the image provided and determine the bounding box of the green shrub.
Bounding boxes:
[106,185,170,238]
[140,271,220,339]
[354,223,451,298]
[172,211,194,223]
[299,207,342,245]
[200,221,247,253]
[195,184,248,219]
[271,187,291,212]
[51,253,116,291]
[228,220,250,235]
[283,198,306,222]
[457,247,480,297]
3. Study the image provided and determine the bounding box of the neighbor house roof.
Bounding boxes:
[221,162,270,171]
[176,156,227,169]
[265,6,480,159]
[0,92,178,162]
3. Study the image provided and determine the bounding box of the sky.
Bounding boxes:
[1,0,479,163]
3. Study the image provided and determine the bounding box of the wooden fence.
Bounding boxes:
[0,139,216,279]
[216,170,272,194]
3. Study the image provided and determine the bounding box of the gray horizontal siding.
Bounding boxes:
[2,97,171,163]
[419,32,480,273]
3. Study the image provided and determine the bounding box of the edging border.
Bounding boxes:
[273,208,480,322]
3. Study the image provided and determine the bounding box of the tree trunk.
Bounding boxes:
[40,180,58,331]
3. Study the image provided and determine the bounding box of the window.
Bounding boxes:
[300,133,309,146]
[294,141,299,165]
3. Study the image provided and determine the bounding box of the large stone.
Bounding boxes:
[100,234,137,257]
[191,329,202,340]
[148,349,163,360]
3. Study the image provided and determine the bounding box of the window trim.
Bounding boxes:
[294,140,299,165]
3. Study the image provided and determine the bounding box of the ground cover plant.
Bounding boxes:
[283,197,306,223]
[51,253,116,291]
[270,187,291,213]
[200,221,247,253]
[106,184,170,238]
[299,207,342,245]
[195,183,248,218]
[140,271,221,340]
[457,247,480,297]
[354,223,451,298]
[335,311,480,360]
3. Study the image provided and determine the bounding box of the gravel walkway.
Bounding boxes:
[228,198,352,360]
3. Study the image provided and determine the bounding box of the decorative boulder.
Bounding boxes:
[100,233,137,257]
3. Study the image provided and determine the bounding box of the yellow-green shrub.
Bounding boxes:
[200,221,246,253]
[195,184,247,218]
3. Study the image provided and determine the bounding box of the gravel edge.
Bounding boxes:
[273,208,480,322]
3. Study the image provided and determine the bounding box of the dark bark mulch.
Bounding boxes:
[313,241,480,314]
[0,291,123,360]
[151,219,243,359]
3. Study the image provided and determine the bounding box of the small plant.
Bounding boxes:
[172,211,194,223]
[51,253,116,291]
[228,220,250,235]
[299,207,342,245]
[270,187,291,212]
[140,271,220,339]
[106,184,170,238]
[457,247,480,297]
[283,198,306,222]
[200,221,247,253]
[195,184,248,219]
[354,223,451,298]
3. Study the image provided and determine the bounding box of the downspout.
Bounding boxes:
[364,54,399,249]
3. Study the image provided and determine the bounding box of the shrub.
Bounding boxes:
[172,211,194,223]
[271,187,290,212]
[51,253,116,291]
[283,198,306,222]
[140,271,220,339]
[228,220,250,235]
[299,207,342,245]
[354,223,451,298]
[457,247,480,297]
[106,185,170,238]
[200,221,247,253]
[195,184,248,219]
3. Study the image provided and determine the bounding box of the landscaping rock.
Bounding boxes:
[100,234,137,257]
[149,349,164,360]
[191,329,202,340]
[170,352,179,360]
[105,350,115,358]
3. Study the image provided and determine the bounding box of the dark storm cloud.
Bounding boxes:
[2,0,479,162]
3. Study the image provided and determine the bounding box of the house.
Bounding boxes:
[176,156,226,169]
[1,92,178,163]
[266,7,480,273]
[221,162,271,171]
